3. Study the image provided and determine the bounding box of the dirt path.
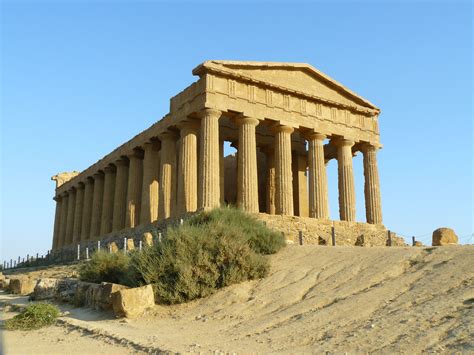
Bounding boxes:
[1,245,473,353]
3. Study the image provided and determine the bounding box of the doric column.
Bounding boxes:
[100,165,116,235]
[236,116,259,213]
[177,120,199,214]
[140,141,160,224]
[112,159,129,232]
[263,146,276,215]
[80,177,94,241]
[52,196,62,250]
[65,188,76,246]
[292,151,309,217]
[219,140,225,205]
[58,192,69,248]
[274,125,294,215]
[90,172,105,239]
[362,143,383,224]
[72,183,85,243]
[307,132,329,219]
[335,138,356,221]
[159,131,178,219]
[198,108,221,210]
[125,151,143,228]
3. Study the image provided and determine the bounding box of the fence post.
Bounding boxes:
[298,231,303,245]
[139,240,143,251]
[124,237,128,254]
[331,226,336,246]
[77,244,80,260]
[86,247,89,260]
[388,230,392,247]
[158,232,162,243]
[180,218,184,226]
[109,243,112,253]
[412,236,416,246]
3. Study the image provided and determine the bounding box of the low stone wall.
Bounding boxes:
[254,213,406,247]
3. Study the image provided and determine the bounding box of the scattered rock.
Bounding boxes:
[285,240,295,245]
[85,282,129,310]
[414,241,424,247]
[112,284,154,318]
[109,242,119,253]
[0,278,10,290]
[55,279,80,302]
[126,238,135,251]
[142,232,154,247]
[32,278,59,300]
[432,228,458,246]
[9,277,37,295]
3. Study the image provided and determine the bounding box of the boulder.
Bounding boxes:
[0,278,10,290]
[432,228,458,246]
[9,277,37,295]
[32,278,59,300]
[112,284,154,318]
[142,232,153,247]
[55,279,80,302]
[85,282,129,310]
[414,241,424,247]
[73,281,97,306]
[109,242,119,253]
[126,238,135,251]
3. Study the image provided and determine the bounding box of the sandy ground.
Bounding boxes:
[1,245,473,354]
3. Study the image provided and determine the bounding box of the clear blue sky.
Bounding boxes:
[1,1,472,262]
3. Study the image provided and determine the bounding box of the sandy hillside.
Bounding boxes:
[2,245,473,354]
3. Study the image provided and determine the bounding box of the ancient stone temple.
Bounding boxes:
[51,60,389,250]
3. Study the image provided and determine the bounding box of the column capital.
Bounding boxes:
[305,131,326,141]
[198,108,221,120]
[85,176,95,185]
[272,124,294,134]
[158,130,179,141]
[360,142,381,153]
[331,137,355,148]
[142,139,161,152]
[234,114,260,127]
[103,164,117,174]
[67,186,76,193]
[114,158,129,167]
[127,149,144,160]
[76,182,85,190]
[93,171,105,180]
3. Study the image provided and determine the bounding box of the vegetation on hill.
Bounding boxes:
[79,207,285,304]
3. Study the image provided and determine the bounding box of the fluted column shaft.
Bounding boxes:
[198,109,221,210]
[362,144,383,224]
[58,193,69,248]
[90,173,105,239]
[52,197,63,249]
[237,116,259,213]
[126,153,143,228]
[219,140,225,205]
[72,184,84,243]
[100,166,116,235]
[274,125,294,215]
[336,139,356,221]
[264,148,276,214]
[80,178,94,241]
[65,189,76,246]
[308,133,329,219]
[159,132,178,219]
[177,121,199,214]
[292,152,309,217]
[140,142,160,224]
[112,159,129,232]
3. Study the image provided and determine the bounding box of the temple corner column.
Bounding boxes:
[361,142,383,225]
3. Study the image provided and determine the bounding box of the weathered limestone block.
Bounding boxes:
[33,278,59,300]
[0,278,10,290]
[142,232,153,246]
[414,241,424,247]
[109,242,119,253]
[112,284,154,318]
[73,281,97,306]
[9,277,37,295]
[85,282,129,310]
[432,227,458,246]
[127,238,135,251]
[55,279,80,302]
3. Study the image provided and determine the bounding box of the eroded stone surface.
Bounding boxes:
[112,284,154,318]
[9,277,37,295]
[432,228,458,246]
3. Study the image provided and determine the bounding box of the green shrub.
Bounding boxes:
[78,250,130,284]
[5,303,60,330]
[187,207,286,254]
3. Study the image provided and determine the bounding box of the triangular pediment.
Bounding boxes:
[193,60,379,112]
